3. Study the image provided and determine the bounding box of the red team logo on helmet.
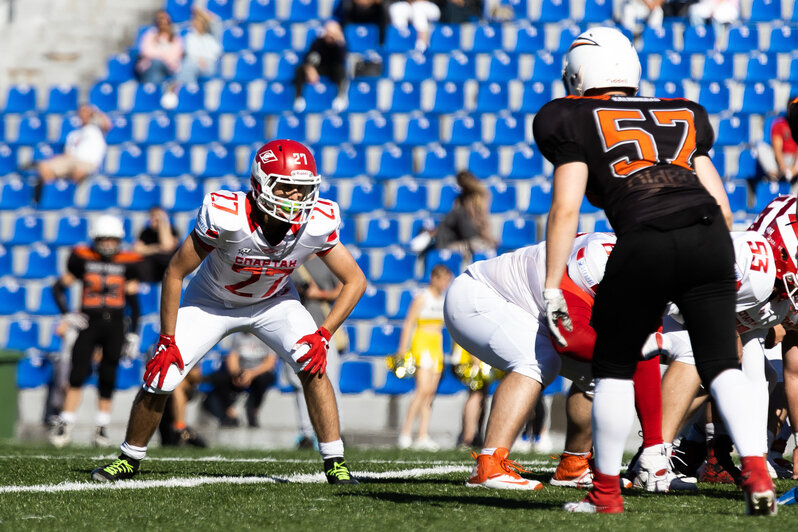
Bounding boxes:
[250,139,321,224]
[749,195,798,309]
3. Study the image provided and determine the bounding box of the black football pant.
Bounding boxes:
[69,314,123,399]
[591,213,738,387]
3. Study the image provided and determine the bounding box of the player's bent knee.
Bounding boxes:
[696,357,739,388]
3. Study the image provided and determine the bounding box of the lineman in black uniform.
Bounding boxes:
[49,215,141,448]
[534,27,775,515]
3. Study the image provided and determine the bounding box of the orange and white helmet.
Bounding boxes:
[748,195,798,309]
[250,139,321,224]
[562,27,641,96]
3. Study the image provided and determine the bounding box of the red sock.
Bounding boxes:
[633,357,663,448]
[173,421,187,431]
[588,469,622,503]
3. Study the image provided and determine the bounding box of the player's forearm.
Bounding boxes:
[544,207,579,289]
[320,277,366,334]
[159,269,184,336]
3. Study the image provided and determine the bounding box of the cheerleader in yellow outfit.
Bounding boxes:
[397,264,453,451]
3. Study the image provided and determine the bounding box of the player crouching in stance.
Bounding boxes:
[91,140,366,484]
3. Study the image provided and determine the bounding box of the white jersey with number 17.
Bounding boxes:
[187,191,340,308]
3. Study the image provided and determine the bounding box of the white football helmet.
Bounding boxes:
[90,214,125,258]
[562,27,641,96]
[567,233,617,298]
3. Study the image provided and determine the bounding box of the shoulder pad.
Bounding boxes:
[73,246,100,260]
[197,191,248,240]
[732,231,776,311]
[112,251,144,264]
[305,199,341,237]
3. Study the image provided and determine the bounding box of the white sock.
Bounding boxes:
[95,411,111,427]
[592,378,635,475]
[60,411,76,425]
[480,447,497,456]
[709,369,767,456]
[120,442,147,461]
[704,422,715,442]
[319,439,345,460]
[563,451,591,456]
[642,443,665,456]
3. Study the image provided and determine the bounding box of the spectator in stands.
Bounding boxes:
[202,333,277,428]
[620,0,665,36]
[389,0,441,51]
[756,97,798,184]
[334,0,389,44]
[688,0,739,27]
[133,207,179,283]
[158,367,207,446]
[434,170,497,258]
[294,21,347,113]
[441,0,482,24]
[397,264,453,451]
[135,9,184,85]
[34,103,110,205]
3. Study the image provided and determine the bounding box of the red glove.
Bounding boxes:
[144,334,184,389]
[296,327,331,376]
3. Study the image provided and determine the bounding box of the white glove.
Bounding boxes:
[543,288,572,347]
[62,312,89,331]
[122,332,140,360]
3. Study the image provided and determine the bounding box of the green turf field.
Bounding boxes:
[0,442,794,531]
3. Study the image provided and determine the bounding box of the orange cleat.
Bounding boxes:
[466,448,542,490]
[550,452,593,489]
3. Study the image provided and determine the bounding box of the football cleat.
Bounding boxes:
[740,456,777,516]
[93,426,112,448]
[176,427,207,448]
[698,436,741,485]
[412,437,440,452]
[324,458,359,485]
[48,418,73,448]
[671,438,707,478]
[91,456,140,482]
[565,471,624,513]
[563,497,624,514]
[550,452,593,488]
[397,434,413,450]
[766,455,793,479]
[466,448,542,490]
[630,445,698,493]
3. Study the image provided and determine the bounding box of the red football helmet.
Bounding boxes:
[749,195,798,309]
[250,139,321,224]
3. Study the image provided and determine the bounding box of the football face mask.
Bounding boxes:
[251,169,320,224]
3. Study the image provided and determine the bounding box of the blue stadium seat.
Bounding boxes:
[582,0,613,22]
[532,51,563,81]
[383,25,416,53]
[470,146,499,178]
[0,245,10,277]
[390,181,428,212]
[374,370,415,394]
[744,52,777,82]
[436,366,468,394]
[346,24,379,52]
[159,143,191,177]
[115,358,144,390]
[487,51,518,82]
[0,144,14,175]
[351,246,371,275]
[361,112,393,146]
[207,0,234,20]
[507,0,528,19]
[112,143,147,177]
[38,180,76,210]
[375,249,416,283]
[419,145,455,178]
[318,114,350,146]
[736,148,758,180]
[489,183,516,213]
[555,24,583,53]
[404,113,438,145]
[261,23,292,52]
[222,25,249,52]
[0,177,31,209]
[491,112,525,145]
[388,288,415,319]
[653,80,685,99]
[682,24,716,53]
[715,114,749,146]
[443,51,474,82]
[434,183,458,213]
[471,24,503,53]
[768,24,797,54]
[275,113,306,141]
[350,287,387,319]
[20,244,57,279]
[301,81,336,113]
[16,357,52,388]
[725,24,759,53]
[52,215,89,246]
[375,146,412,179]
[387,81,420,113]
[360,218,400,247]
[56,115,82,144]
[171,180,205,211]
[32,143,56,162]
[230,51,263,82]
[217,81,248,113]
[7,215,43,246]
[513,23,545,54]
[81,178,118,211]
[527,180,553,214]
[422,249,462,282]
[339,360,374,393]
[506,145,544,179]
[697,81,731,114]
[286,0,319,22]
[430,81,464,113]
[200,143,237,177]
[5,85,36,113]
[245,0,276,22]
[106,53,135,84]
[334,145,367,176]
[475,82,508,113]
[362,324,401,357]
[166,0,192,22]
[29,284,60,315]
[738,82,774,115]
[500,217,536,249]
[127,180,162,210]
[657,51,690,82]
[15,114,47,145]
[186,112,218,144]
[537,0,570,23]
[138,322,160,352]
[259,81,294,113]
[229,113,263,145]
[89,81,118,112]
[518,80,551,114]
[447,114,480,145]
[753,181,791,212]
[400,51,432,81]
[6,319,39,350]
[45,85,78,113]
[748,0,781,22]
[429,24,460,53]
[701,51,733,82]
[129,82,162,113]
[105,113,132,144]
[725,180,748,212]
[348,181,384,212]
[143,112,176,145]
[138,282,160,316]
[639,25,675,54]
[347,80,378,113]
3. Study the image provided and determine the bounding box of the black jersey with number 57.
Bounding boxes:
[533,95,718,235]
